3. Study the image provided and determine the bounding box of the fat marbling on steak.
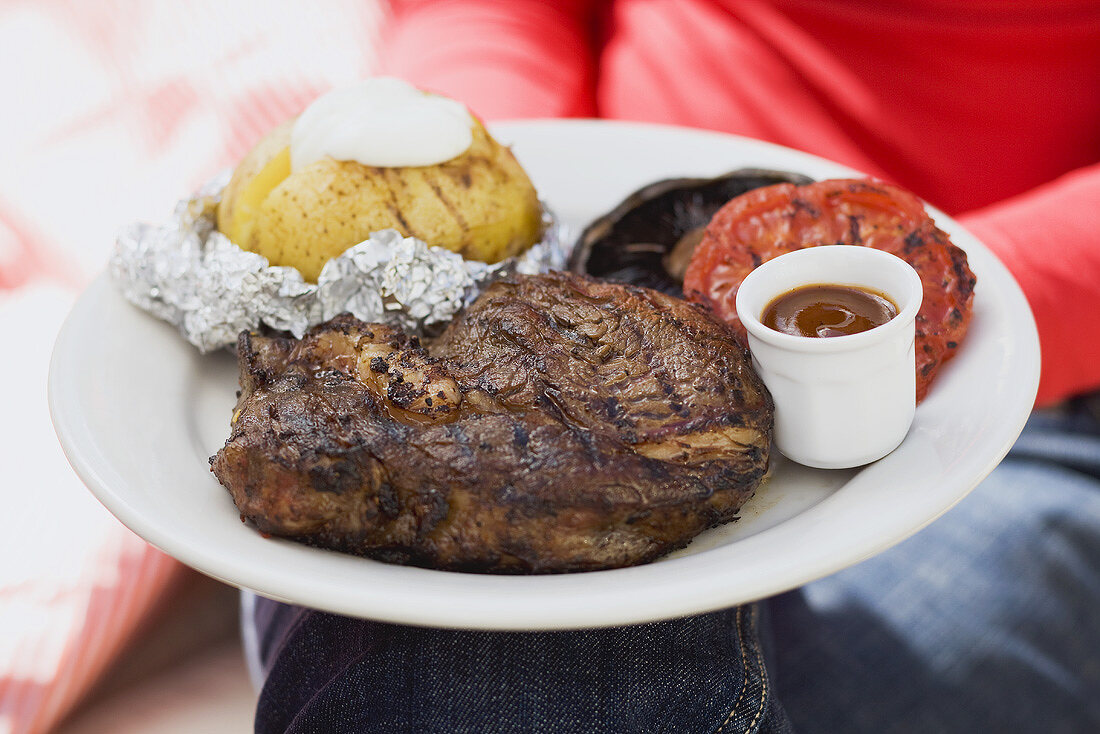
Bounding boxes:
[210,271,773,573]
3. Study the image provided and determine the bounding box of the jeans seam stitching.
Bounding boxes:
[283,644,382,732]
[715,607,752,734]
[745,606,769,734]
[261,607,311,683]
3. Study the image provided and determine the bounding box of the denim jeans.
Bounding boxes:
[244,397,1100,733]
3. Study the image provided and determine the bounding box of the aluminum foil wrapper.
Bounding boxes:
[111,172,569,351]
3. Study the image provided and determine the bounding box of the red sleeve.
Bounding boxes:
[959,163,1100,406]
[381,0,599,120]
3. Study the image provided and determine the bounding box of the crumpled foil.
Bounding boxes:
[111,172,569,351]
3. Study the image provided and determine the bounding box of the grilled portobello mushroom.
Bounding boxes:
[570,168,812,293]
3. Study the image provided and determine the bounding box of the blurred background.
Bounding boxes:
[1,2,385,731]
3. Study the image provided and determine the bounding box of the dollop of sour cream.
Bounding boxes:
[290,77,474,171]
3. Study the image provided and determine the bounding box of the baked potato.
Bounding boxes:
[217,118,543,282]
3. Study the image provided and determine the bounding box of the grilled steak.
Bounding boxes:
[211,271,773,573]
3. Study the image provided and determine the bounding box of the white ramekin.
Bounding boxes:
[734,246,924,469]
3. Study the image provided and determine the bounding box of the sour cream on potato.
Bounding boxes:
[291,77,474,171]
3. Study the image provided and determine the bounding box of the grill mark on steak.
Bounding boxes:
[211,272,774,573]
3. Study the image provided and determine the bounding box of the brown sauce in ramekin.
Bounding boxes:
[762,284,897,338]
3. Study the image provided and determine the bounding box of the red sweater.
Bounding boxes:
[382,0,1100,406]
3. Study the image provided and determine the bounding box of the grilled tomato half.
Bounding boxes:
[684,178,976,402]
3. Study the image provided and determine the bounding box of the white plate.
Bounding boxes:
[49,120,1040,630]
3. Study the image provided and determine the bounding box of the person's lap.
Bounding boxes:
[772,406,1100,732]
[247,404,1100,733]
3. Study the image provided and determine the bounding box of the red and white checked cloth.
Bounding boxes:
[0,2,383,731]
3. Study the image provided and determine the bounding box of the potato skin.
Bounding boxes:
[216,119,293,246]
[217,120,542,282]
